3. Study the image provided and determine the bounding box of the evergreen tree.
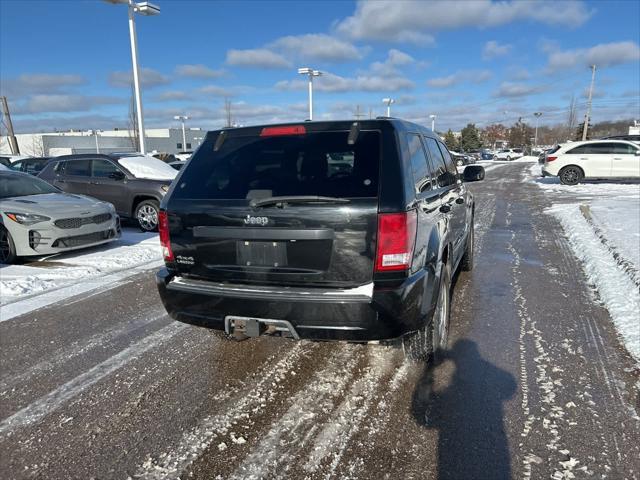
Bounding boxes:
[460,123,482,152]
[443,129,458,151]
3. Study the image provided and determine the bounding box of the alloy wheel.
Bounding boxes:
[137,205,158,231]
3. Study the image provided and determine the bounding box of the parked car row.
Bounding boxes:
[0,153,179,263]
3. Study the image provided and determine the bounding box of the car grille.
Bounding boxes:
[54,213,112,229]
[52,229,116,248]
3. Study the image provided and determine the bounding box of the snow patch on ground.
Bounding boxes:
[547,203,640,364]
[0,229,162,309]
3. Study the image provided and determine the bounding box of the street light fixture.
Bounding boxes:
[174,115,189,151]
[298,67,322,120]
[429,114,437,132]
[104,0,160,154]
[382,98,395,117]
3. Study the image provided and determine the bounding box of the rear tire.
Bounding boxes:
[559,166,583,185]
[0,226,18,264]
[460,217,474,271]
[403,262,452,363]
[135,200,160,232]
[506,155,511,161]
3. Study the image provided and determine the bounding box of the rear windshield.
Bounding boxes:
[172,130,380,199]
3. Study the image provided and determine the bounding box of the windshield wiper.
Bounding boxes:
[250,195,351,208]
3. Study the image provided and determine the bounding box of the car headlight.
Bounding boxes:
[4,212,51,225]
[161,185,170,193]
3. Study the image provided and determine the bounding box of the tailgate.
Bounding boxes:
[165,128,381,288]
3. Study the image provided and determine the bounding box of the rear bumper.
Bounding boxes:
[155,268,435,341]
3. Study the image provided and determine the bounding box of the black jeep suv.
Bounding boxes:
[156,119,484,358]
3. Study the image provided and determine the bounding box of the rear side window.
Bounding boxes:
[65,160,91,176]
[566,145,589,154]
[173,130,380,199]
[407,133,432,193]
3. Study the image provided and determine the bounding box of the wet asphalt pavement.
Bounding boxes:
[1,163,639,479]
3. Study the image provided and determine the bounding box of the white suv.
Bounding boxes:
[494,148,523,161]
[542,140,640,185]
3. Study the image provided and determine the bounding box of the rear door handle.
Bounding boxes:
[613,157,622,160]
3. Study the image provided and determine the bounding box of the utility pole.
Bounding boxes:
[0,96,20,154]
[369,107,373,119]
[354,105,365,119]
[582,64,597,141]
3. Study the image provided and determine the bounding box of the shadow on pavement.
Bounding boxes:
[412,339,517,480]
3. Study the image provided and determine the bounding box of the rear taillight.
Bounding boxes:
[375,211,417,272]
[158,211,174,262]
[546,156,557,162]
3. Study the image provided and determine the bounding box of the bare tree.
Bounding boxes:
[128,84,140,151]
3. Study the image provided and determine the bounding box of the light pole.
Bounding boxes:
[429,114,437,132]
[174,115,189,150]
[105,0,160,154]
[533,112,542,152]
[298,67,322,120]
[89,129,102,153]
[382,98,395,117]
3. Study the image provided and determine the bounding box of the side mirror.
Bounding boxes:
[109,171,125,180]
[634,150,640,156]
[463,165,485,182]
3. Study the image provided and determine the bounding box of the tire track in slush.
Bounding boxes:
[135,342,313,480]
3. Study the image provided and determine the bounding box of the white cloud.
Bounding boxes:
[427,70,492,88]
[268,34,363,63]
[0,73,86,97]
[276,71,415,93]
[175,64,225,78]
[198,85,234,97]
[108,67,170,88]
[13,94,122,114]
[482,40,512,60]
[334,0,592,43]
[369,49,416,76]
[493,82,547,97]
[507,67,531,80]
[226,49,292,69]
[546,41,640,72]
[152,90,192,102]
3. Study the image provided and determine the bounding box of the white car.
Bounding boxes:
[542,140,640,185]
[494,148,524,161]
[0,170,120,263]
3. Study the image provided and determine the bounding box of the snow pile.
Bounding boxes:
[0,229,162,307]
[119,156,177,181]
[547,203,640,364]
[512,155,538,163]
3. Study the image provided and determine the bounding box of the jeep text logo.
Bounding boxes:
[244,215,269,226]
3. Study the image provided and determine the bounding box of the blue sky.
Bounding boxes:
[1,0,639,133]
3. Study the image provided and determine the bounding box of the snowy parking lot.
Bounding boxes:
[0,227,162,321]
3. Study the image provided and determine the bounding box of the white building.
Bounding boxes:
[0,128,206,157]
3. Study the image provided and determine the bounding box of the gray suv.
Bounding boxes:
[38,154,175,231]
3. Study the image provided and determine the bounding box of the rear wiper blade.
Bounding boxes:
[250,195,351,208]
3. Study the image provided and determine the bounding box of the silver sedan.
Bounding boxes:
[0,171,120,264]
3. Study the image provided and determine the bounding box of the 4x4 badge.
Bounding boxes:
[244,215,269,226]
